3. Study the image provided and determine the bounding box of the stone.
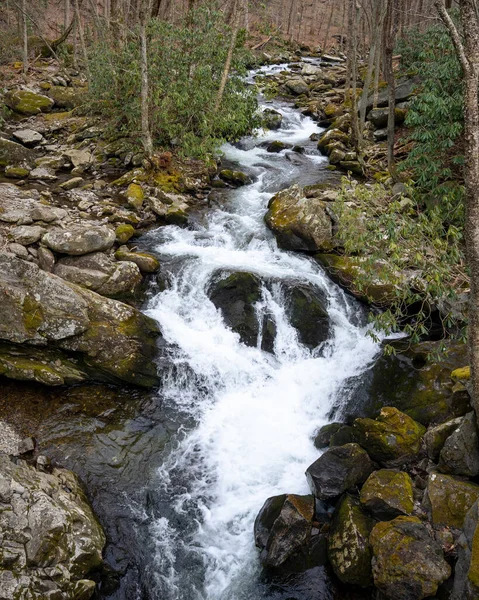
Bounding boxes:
[9,225,45,245]
[38,246,55,272]
[360,469,414,519]
[47,85,86,109]
[35,155,66,170]
[0,453,104,598]
[4,89,54,115]
[328,494,373,586]
[254,494,325,571]
[286,284,330,348]
[424,472,479,529]
[218,169,250,186]
[12,129,44,147]
[17,437,34,454]
[451,500,479,599]
[267,140,289,153]
[339,160,363,175]
[42,225,116,255]
[313,422,343,449]
[64,149,92,168]
[353,407,426,465]
[115,247,160,273]
[126,183,144,210]
[285,77,309,95]
[301,63,323,76]
[438,412,479,477]
[0,138,35,168]
[262,108,283,130]
[317,129,350,154]
[59,176,84,190]
[373,128,388,141]
[367,107,407,129]
[115,224,136,243]
[28,167,58,182]
[54,252,142,298]
[366,75,422,112]
[265,185,334,252]
[370,516,451,600]
[424,417,463,461]
[208,271,275,351]
[0,253,160,387]
[8,243,29,259]
[4,166,30,178]
[305,443,375,501]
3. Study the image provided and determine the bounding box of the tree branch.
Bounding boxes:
[434,0,470,73]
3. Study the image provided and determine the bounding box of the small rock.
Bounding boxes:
[8,243,29,259]
[218,169,250,186]
[64,149,92,168]
[38,246,55,272]
[424,417,463,461]
[285,77,309,95]
[10,225,45,245]
[126,183,144,210]
[5,165,30,179]
[115,247,160,273]
[17,437,35,454]
[29,167,58,182]
[42,225,115,255]
[60,177,84,190]
[115,224,135,243]
[12,129,44,147]
[313,422,343,449]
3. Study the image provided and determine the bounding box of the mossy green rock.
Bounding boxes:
[360,469,414,519]
[424,417,463,461]
[47,85,86,109]
[328,494,373,587]
[353,407,426,465]
[218,169,250,186]
[126,183,145,210]
[0,138,35,168]
[265,185,334,252]
[339,160,363,175]
[424,472,479,529]
[317,129,350,154]
[5,89,54,115]
[370,516,451,600]
[313,422,343,449]
[115,224,136,243]
[5,165,30,178]
[115,248,160,273]
[451,500,479,599]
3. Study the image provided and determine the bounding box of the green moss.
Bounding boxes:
[426,472,479,528]
[360,469,414,518]
[126,183,144,210]
[5,166,30,178]
[452,366,471,380]
[5,90,54,115]
[115,224,135,243]
[22,295,44,332]
[154,171,182,193]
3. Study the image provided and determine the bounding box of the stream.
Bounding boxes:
[2,61,384,599]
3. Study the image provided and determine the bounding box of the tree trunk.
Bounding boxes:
[74,0,90,77]
[22,0,28,74]
[214,0,240,111]
[385,0,398,170]
[322,0,335,52]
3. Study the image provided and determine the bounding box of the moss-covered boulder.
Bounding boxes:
[424,472,479,529]
[254,494,326,572]
[4,165,30,178]
[0,138,35,168]
[126,183,144,210]
[313,422,343,449]
[115,224,135,243]
[0,453,105,599]
[360,469,414,519]
[4,89,54,115]
[265,185,334,252]
[286,284,330,348]
[317,129,350,155]
[452,500,479,599]
[115,247,160,273]
[261,108,283,130]
[306,443,375,501]
[438,412,479,477]
[328,494,373,587]
[353,407,426,466]
[47,85,86,109]
[218,169,250,186]
[370,516,451,600]
[424,417,463,461]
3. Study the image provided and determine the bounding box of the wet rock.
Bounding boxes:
[115,247,160,273]
[0,453,105,599]
[285,77,309,95]
[0,138,35,168]
[267,140,290,153]
[4,89,54,115]
[317,129,350,154]
[12,129,44,147]
[60,176,84,190]
[360,469,414,519]
[286,284,330,348]
[353,407,426,466]
[370,516,451,600]
[218,169,250,186]
[313,422,343,449]
[0,253,160,387]
[254,494,324,571]
[452,500,479,599]
[42,225,116,255]
[305,443,375,501]
[208,271,275,351]
[438,412,479,477]
[265,185,334,252]
[424,472,479,529]
[328,494,373,587]
[9,225,45,245]
[424,417,463,461]
[29,167,58,182]
[54,252,142,298]
[262,108,283,130]
[115,224,135,243]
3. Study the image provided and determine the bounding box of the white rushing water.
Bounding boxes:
[144,66,381,600]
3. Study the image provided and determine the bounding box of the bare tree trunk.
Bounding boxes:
[385,0,398,170]
[74,0,90,77]
[340,0,347,51]
[22,0,28,74]
[322,0,335,52]
[65,0,71,28]
[350,0,360,152]
[435,0,479,423]
[215,0,240,111]
[140,24,153,155]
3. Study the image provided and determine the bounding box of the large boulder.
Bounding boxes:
[438,412,479,477]
[208,272,275,351]
[424,417,463,461]
[360,469,414,519]
[115,247,160,273]
[285,77,309,95]
[0,253,160,387]
[47,85,86,109]
[0,138,35,168]
[305,443,375,501]
[353,407,426,466]
[254,494,326,571]
[286,284,330,348]
[423,472,479,529]
[367,106,407,129]
[4,89,54,115]
[0,453,105,599]
[366,75,422,113]
[42,225,116,256]
[54,252,142,298]
[370,516,451,600]
[452,500,479,599]
[265,185,334,252]
[328,494,373,587]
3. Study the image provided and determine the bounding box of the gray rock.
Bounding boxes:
[439,412,479,477]
[7,243,29,259]
[54,252,142,297]
[0,453,104,599]
[28,167,58,182]
[305,443,375,501]
[452,500,479,599]
[37,246,55,272]
[301,63,323,77]
[10,225,45,245]
[12,129,44,147]
[42,225,116,255]
[64,149,92,168]
[285,77,309,95]
[366,75,422,113]
[0,138,35,168]
[31,204,68,223]
[59,176,84,190]
[373,128,388,141]
[424,417,463,461]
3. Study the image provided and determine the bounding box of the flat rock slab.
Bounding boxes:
[42,225,116,255]
[12,129,44,147]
